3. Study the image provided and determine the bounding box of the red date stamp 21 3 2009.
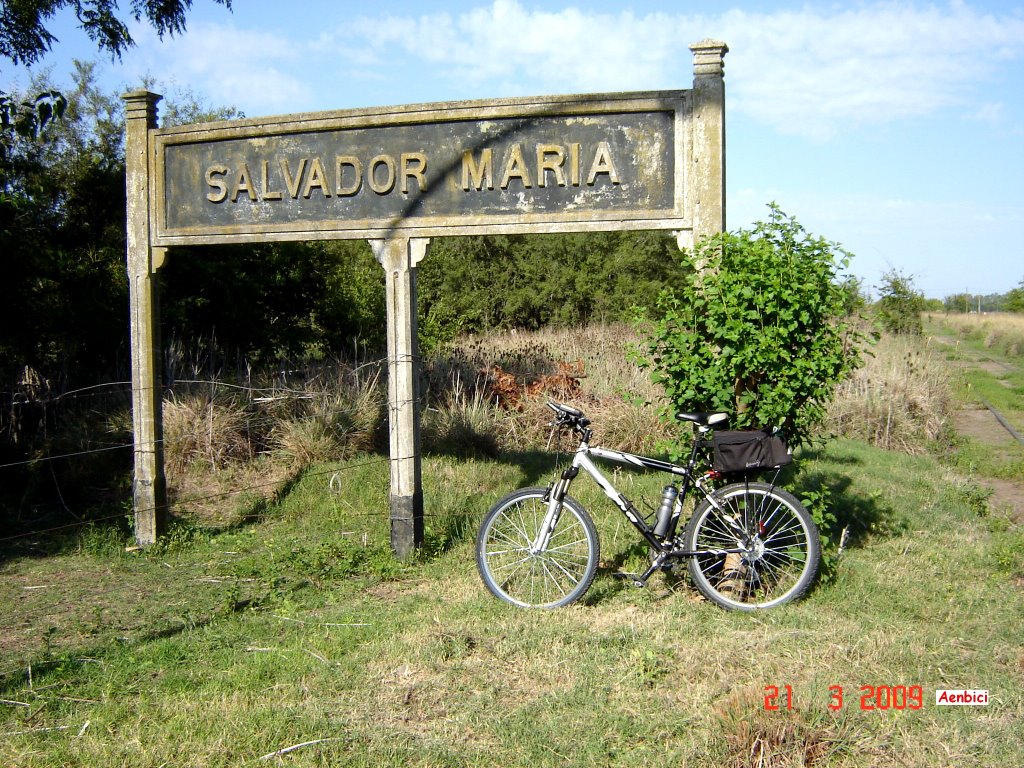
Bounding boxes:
[764,684,926,712]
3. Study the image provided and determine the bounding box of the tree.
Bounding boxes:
[159,239,387,366]
[1,1,231,143]
[1,88,65,150]
[1006,279,1024,314]
[875,268,925,334]
[0,63,131,387]
[1,1,232,67]
[637,205,868,449]
[944,293,972,313]
[416,231,687,351]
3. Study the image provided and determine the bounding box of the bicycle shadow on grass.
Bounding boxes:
[488,448,570,489]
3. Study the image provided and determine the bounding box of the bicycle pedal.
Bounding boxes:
[613,572,648,588]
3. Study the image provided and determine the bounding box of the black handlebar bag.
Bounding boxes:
[712,429,792,474]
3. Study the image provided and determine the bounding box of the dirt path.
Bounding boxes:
[953,405,1024,521]
[940,339,1024,522]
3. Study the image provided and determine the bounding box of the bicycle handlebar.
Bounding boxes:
[547,401,590,430]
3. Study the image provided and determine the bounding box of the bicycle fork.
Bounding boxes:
[531,464,581,555]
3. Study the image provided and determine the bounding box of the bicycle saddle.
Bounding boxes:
[675,411,729,427]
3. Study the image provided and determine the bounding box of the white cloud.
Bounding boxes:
[973,101,1005,120]
[324,1,1024,139]
[718,2,1024,139]
[113,2,1024,139]
[340,0,685,95]
[124,21,313,114]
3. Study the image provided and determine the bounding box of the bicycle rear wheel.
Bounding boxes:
[476,487,600,609]
[685,482,820,611]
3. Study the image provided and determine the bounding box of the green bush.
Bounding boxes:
[875,268,925,335]
[637,205,868,449]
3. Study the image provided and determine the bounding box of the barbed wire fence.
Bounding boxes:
[0,346,540,548]
[0,346,580,686]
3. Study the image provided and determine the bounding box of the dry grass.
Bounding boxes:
[712,689,856,768]
[433,323,673,453]
[421,382,501,459]
[928,312,1024,359]
[163,393,255,473]
[161,323,954,521]
[161,363,387,525]
[827,333,953,453]
[268,364,385,467]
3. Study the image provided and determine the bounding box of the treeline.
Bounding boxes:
[941,285,1024,314]
[418,231,685,348]
[1,66,378,389]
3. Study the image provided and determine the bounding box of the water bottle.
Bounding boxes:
[653,484,678,537]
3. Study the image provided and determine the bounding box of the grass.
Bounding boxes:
[2,437,1022,766]
[826,332,953,453]
[927,311,1024,361]
[2,322,1022,766]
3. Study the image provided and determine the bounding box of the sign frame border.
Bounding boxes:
[150,89,693,246]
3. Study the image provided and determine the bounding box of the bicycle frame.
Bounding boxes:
[533,428,749,584]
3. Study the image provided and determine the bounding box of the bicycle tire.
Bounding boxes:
[685,482,820,611]
[476,487,600,609]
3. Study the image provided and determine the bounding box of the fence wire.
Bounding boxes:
[0,363,443,541]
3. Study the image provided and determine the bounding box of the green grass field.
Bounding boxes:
[2,431,1022,766]
[3,320,1023,766]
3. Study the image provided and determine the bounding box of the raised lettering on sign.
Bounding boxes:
[204,142,620,204]
[204,151,432,203]
[460,141,618,192]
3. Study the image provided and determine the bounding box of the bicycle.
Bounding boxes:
[475,401,821,611]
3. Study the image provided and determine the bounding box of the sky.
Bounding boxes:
[4,0,1024,300]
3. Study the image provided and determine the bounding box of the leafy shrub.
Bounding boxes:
[637,206,868,449]
[875,268,925,335]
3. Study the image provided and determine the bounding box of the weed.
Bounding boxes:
[76,517,132,557]
[946,477,994,517]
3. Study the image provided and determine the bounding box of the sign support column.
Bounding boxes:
[124,89,167,546]
[688,39,729,242]
[371,237,430,559]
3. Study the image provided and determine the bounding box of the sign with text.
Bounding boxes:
[152,91,691,245]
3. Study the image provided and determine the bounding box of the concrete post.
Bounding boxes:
[123,90,167,546]
[371,237,430,559]
[688,40,729,243]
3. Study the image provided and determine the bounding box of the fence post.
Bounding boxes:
[123,90,167,546]
[371,237,430,559]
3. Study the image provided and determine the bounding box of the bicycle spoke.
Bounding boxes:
[762,518,804,546]
[539,559,571,597]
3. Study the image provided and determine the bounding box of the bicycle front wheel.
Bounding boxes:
[476,487,600,609]
[685,482,820,611]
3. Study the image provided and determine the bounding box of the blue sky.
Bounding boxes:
[5,0,1024,300]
